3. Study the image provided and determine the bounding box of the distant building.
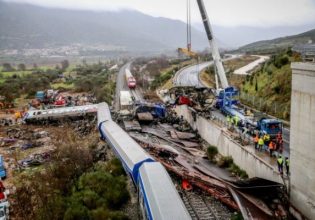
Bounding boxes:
[292,44,315,62]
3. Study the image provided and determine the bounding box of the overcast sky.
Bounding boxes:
[5,0,315,27]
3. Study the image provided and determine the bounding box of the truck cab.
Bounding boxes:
[0,156,6,180]
[258,119,283,138]
[35,91,45,101]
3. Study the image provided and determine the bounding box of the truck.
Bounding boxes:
[216,87,283,138]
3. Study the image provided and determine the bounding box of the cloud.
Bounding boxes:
[4,0,315,27]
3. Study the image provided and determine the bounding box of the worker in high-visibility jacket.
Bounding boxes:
[233,115,240,127]
[226,115,231,127]
[253,134,259,149]
[277,155,284,174]
[258,137,264,152]
[263,133,270,151]
[268,141,276,157]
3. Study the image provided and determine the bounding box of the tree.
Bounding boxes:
[18,63,26,71]
[61,60,70,70]
[2,63,14,72]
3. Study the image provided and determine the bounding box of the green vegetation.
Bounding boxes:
[207,145,218,162]
[73,63,116,103]
[217,156,248,179]
[240,49,301,120]
[151,68,177,89]
[0,61,116,104]
[13,134,129,220]
[217,156,234,168]
[0,69,61,101]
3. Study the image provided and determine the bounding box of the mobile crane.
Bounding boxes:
[195,0,283,138]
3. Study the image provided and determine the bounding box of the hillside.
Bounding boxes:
[237,28,315,53]
[240,50,301,120]
[0,1,207,52]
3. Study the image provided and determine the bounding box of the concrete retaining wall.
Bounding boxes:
[175,105,283,184]
[289,63,315,220]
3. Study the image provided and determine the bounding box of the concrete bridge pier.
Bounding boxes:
[289,62,315,220]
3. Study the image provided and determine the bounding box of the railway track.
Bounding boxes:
[181,190,232,220]
[130,89,144,102]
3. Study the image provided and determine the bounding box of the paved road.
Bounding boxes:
[174,61,213,87]
[174,55,242,87]
[234,55,269,75]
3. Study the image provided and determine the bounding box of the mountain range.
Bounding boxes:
[0,1,314,53]
[0,1,208,52]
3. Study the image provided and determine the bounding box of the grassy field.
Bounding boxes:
[239,50,300,120]
[51,82,74,90]
[199,55,257,88]
[1,70,33,78]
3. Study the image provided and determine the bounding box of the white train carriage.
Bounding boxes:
[138,162,191,220]
[97,102,112,125]
[98,119,154,183]
[97,102,191,219]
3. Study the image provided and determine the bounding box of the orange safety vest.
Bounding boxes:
[254,135,259,143]
[269,141,275,150]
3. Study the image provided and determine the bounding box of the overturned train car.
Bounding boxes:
[97,102,191,220]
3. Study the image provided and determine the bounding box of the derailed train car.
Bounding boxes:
[97,103,191,220]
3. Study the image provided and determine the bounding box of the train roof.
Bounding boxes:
[99,120,153,173]
[139,162,191,220]
[97,102,112,125]
[24,104,98,120]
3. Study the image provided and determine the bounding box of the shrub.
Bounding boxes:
[217,156,234,168]
[64,204,91,220]
[228,164,248,179]
[207,145,218,161]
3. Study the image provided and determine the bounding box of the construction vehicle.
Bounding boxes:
[35,90,59,105]
[196,0,229,90]
[216,87,283,138]
[195,0,283,137]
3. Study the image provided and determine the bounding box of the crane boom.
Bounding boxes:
[196,0,229,89]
